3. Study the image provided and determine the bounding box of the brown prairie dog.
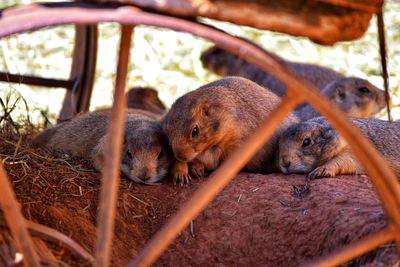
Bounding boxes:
[276,117,400,179]
[201,46,386,120]
[126,87,167,116]
[33,109,172,184]
[162,76,298,184]
[201,46,343,96]
[295,77,386,120]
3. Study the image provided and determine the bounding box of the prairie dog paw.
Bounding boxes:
[307,166,337,179]
[174,172,191,186]
[171,160,191,186]
[189,160,205,178]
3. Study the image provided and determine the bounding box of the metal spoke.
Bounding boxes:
[303,226,395,267]
[95,25,133,267]
[0,161,40,267]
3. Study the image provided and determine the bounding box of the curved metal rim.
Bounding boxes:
[0,2,399,266]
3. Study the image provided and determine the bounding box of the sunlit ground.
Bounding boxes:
[1,0,400,124]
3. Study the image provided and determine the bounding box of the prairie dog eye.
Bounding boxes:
[191,125,199,138]
[126,150,133,159]
[302,138,311,148]
[358,87,370,93]
[157,150,165,160]
[338,92,346,100]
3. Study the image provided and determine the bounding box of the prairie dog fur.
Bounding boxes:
[126,87,167,116]
[277,117,400,178]
[162,77,298,183]
[33,109,172,184]
[201,46,386,120]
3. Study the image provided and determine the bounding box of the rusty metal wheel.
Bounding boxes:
[0,2,399,266]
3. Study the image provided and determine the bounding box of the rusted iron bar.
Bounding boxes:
[32,238,59,267]
[0,71,74,89]
[314,0,381,13]
[129,96,302,267]
[377,11,392,122]
[75,24,98,114]
[0,161,40,267]
[59,24,98,121]
[58,24,98,122]
[0,214,95,263]
[94,25,133,267]
[303,226,395,267]
[27,220,95,263]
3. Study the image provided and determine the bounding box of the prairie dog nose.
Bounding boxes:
[136,167,152,181]
[174,149,189,162]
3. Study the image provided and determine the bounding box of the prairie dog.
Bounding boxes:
[201,46,343,96]
[126,87,167,116]
[276,117,400,178]
[162,77,298,183]
[33,109,172,184]
[295,77,386,120]
[201,46,386,120]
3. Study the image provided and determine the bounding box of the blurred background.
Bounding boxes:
[1,0,399,126]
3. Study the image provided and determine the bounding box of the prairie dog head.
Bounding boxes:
[200,46,233,76]
[94,120,172,184]
[162,78,250,164]
[126,87,167,115]
[277,118,346,174]
[323,77,386,118]
[200,45,283,78]
[162,96,227,163]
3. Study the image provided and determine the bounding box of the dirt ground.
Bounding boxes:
[0,131,398,266]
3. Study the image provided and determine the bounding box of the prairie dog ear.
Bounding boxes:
[313,124,335,144]
[148,89,159,97]
[91,137,106,172]
[202,106,210,117]
[93,152,105,171]
[196,102,211,117]
[322,127,337,142]
[202,103,223,117]
[331,86,346,101]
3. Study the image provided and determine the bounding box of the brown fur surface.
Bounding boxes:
[33,109,172,184]
[162,77,298,183]
[126,87,167,116]
[277,117,400,178]
[157,174,395,266]
[201,46,386,120]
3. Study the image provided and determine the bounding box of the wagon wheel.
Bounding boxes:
[0,2,398,267]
